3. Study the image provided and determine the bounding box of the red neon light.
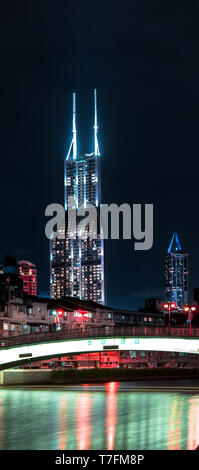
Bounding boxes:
[77,311,89,318]
[57,309,64,316]
[163,304,169,309]
[80,310,88,317]
[170,303,176,309]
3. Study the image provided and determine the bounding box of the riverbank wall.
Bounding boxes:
[0,369,52,385]
[1,367,199,385]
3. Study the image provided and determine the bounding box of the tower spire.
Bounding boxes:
[72,92,77,159]
[66,92,77,160]
[167,232,182,254]
[94,89,100,156]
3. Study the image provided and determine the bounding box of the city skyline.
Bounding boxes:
[1,2,199,456]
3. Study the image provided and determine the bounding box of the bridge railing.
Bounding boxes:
[0,326,199,349]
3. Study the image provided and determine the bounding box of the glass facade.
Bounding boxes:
[50,92,105,304]
[165,232,188,309]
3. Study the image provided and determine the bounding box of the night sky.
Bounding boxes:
[1,1,199,310]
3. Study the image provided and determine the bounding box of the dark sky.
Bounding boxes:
[0,0,199,309]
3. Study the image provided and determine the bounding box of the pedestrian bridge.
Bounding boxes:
[0,327,199,370]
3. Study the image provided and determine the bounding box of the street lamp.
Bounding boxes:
[74,311,88,335]
[183,305,196,334]
[163,302,177,328]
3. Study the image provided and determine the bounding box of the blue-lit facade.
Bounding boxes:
[164,232,188,309]
[50,91,105,304]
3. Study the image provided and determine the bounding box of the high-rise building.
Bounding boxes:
[19,260,37,296]
[164,232,188,309]
[50,90,105,304]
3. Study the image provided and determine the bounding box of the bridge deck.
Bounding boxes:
[0,327,199,370]
[0,326,199,349]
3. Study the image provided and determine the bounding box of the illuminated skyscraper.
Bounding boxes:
[19,260,37,296]
[50,90,105,304]
[164,232,188,309]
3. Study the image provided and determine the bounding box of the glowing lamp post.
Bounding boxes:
[183,305,196,334]
[81,312,89,334]
[163,302,177,328]
[74,311,88,334]
[57,309,64,317]
[54,309,64,329]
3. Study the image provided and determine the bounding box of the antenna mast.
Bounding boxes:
[66,92,77,160]
[94,89,100,156]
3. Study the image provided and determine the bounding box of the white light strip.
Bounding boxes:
[1,337,199,369]
[94,89,100,156]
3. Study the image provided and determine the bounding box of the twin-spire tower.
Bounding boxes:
[50,90,105,304]
[66,89,100,161]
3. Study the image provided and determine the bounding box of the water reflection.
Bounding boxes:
[0,384,199,450]
[76,389,92,449]
[168,400,182,450]
[106,382,118,449]
[58,397,67,450]
[187,397,199,450]
[0,396,2,450]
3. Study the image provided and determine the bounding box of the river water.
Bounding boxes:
[0,380,199,450]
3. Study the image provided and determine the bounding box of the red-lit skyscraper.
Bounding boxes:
[19,260,37,296]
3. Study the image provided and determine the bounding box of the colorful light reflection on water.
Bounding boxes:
[0,383,199,450]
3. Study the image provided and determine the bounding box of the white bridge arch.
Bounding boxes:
[0,333,199,370]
